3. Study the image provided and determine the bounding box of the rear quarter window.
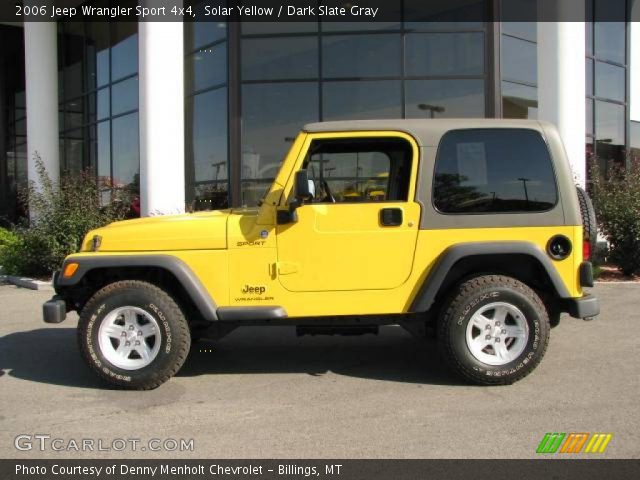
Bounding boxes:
[433,128,558,214]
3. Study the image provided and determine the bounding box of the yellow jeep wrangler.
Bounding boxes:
[43,119,599,389]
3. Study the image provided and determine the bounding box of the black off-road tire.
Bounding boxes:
[576,186,597,253]
[438,275,551,386]
[77,280,191,390]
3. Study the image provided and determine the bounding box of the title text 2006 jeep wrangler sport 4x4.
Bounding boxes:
[44,119,599,389]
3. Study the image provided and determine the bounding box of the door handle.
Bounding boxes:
[380,208,403,227]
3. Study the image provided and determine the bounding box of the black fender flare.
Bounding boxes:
[56,255,219,321]
[409,241,571,313]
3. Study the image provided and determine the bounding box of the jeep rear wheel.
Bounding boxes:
[78,280,190,390]
[438,275,550,385]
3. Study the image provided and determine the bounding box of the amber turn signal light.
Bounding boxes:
[63,262,79,278]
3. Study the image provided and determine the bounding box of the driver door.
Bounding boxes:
[275,132,421,292]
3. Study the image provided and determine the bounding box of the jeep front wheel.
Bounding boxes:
[438,275,550,385]
[77,280,191,390]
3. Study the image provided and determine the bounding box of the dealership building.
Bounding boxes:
[0,0,639,221]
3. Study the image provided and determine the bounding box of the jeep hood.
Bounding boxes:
[83,210,231,252]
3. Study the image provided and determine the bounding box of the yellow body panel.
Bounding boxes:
[71,129,584,319]
[414,227,583,300]
[209,225,583,317]
[82,210,229,252]
[276,202,421,291]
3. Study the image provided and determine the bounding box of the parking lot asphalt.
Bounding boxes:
[0,282,638,459]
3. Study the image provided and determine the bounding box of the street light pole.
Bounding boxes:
[418,103,445,118]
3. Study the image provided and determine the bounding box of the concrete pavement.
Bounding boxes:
[0,283,638,459]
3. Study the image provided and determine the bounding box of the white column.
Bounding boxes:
[631,20,640,122]
[138,20,185,216]
[24,21,60,188]
[538,7,586,186]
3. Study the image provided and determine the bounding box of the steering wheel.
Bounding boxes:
[321,180,336,203]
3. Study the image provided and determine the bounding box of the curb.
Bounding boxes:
[0,275,54,291]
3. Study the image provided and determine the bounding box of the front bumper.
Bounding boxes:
[43,271,67,324]
[43,296,66,324]
[565,294,600,320]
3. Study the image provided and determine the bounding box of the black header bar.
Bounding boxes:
[3,0,637,23]
[2,459,640,480]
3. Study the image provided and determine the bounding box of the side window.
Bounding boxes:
[303,137,412,203]
[433,129,558,214]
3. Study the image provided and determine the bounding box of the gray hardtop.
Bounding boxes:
[302,118,580,228]
[303,118,556,147]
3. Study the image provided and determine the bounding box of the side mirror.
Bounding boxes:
[277,170,314,225]
[294,170,315,202]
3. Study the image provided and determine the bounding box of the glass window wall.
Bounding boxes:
[58,14,140,215]
[229,7,488,207]
[184,20,229,210]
